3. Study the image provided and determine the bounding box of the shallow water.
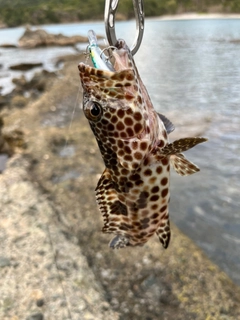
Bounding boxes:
[1,19,240,284]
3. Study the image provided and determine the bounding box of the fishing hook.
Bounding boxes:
[104,0,144,55]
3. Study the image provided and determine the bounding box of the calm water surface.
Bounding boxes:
[0,19,240,284]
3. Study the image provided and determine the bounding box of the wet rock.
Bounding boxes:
[0,117,12,156]
[26,312,44,320]
[28,70,56,92]
[19,26,88,48]
[11,95,28,108]
[10,62,43,71]
[0,256,11,267]
[3,127,25,150]
[0,117,25,157]
[0,43,17,48]
[36,298,45,307]
[0,70,57,112]
[0,95,9,108]
[12,75,28,87]
[10,70,57,103]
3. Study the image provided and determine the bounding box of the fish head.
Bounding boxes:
[78,40,154,170]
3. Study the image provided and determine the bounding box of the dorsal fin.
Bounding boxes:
[157,113,175,134]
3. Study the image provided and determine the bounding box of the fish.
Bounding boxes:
[78,31,207,249]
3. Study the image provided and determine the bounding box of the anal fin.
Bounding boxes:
[95,169,129,235]
[156,215,171,249]
[170,153,200,176]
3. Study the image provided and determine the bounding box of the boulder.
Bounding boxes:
[19,26,89,48]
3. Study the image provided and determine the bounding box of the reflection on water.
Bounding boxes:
[1,19,240,284]
[136,19,240,284]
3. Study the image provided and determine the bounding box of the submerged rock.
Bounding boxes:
[9,62,43,71]
[0,44,17,48]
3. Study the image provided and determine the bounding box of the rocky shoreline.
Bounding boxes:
[0,26,89,49]
[1,55,240,319]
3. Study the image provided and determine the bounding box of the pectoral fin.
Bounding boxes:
[161,137,207,156]
[170,153,200,176]
[157,113,175,134]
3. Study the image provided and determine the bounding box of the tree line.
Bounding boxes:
[0,0,239,27]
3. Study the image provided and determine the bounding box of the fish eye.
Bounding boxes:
[84,101,103,122]
[90,102,101,116]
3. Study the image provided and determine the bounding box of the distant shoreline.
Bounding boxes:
[151,12,240,21]
[1,12,240,30]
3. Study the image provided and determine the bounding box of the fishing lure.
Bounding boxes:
[87,30,114,71]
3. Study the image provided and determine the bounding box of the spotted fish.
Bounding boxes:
[78,33,207,249]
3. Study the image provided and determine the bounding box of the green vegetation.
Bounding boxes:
[0,0,239,27]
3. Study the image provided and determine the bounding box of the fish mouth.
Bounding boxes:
[112,41,132,72]
[85,30,132,73]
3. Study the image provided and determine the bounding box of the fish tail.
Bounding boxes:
[109,235,130,249]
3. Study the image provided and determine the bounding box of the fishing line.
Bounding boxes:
[46,58,83,318]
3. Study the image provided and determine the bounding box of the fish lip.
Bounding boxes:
[78,61,111,74]
[78,62,93,71]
